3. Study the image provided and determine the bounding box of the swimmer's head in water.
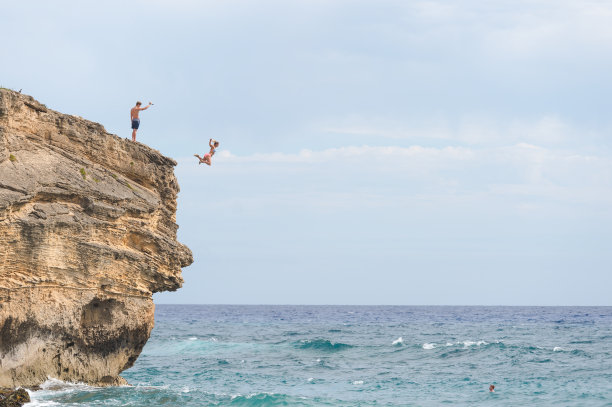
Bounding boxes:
[136,101,142,106]
[489,385,495,392]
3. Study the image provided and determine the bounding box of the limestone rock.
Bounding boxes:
[0,89,193,387]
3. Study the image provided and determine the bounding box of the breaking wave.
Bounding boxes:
[294,339,354,352]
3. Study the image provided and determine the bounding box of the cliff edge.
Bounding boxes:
[0,89,193,387]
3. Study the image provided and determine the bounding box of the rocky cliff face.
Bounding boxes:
[0,89,193,387]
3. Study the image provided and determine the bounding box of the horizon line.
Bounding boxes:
[154,303,612,307]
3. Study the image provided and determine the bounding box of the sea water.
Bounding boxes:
[29,305,612,406]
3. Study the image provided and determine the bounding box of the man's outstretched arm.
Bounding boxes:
[139,102,153,111]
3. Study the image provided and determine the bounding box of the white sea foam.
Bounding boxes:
[133,383,170,390]
[553,346,564,352]
[422,343,436,350]
[244,392,276,399]
[392,337,403,346]
[446,342,453,346]
[39,377,97,391]
[24,398,61,407]
[188,337,197,341]
[463,340,487,347]
[353,380,364,385]
[28,378,99,406]
[25,389,63,407]
[307,377,314,382]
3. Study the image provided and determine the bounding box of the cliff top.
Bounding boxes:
[0,87,175,161]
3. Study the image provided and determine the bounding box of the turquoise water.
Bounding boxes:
[29,305,612,406]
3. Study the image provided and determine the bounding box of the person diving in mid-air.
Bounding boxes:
[195,139,219,166]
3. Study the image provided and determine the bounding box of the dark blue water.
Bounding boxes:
[29,305,612,406]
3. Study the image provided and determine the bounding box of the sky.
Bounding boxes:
[2,0,611,305]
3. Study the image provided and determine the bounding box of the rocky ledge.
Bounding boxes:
[0,388,30,407]
[0,89,193,387]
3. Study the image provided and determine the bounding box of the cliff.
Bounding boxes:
[0,89,193,387]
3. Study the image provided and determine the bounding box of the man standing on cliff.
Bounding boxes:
[130,101,153,142]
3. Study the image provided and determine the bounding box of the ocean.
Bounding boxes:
[29,305,612,406]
